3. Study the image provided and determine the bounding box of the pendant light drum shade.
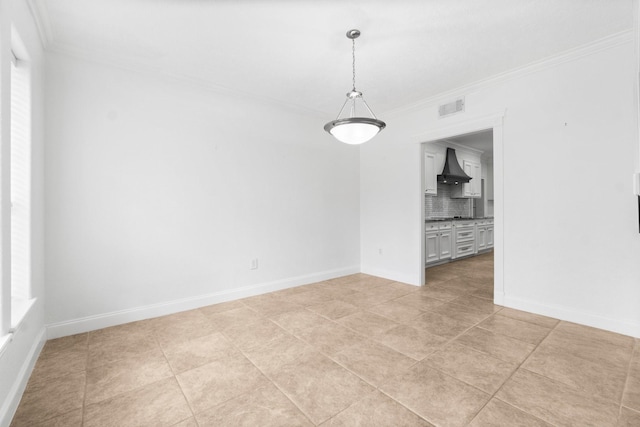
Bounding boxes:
[324,29,385,145]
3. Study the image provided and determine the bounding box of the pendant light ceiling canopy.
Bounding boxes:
[324,29,386,145]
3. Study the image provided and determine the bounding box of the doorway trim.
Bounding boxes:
[416,110,506,305]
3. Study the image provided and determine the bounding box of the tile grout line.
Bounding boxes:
[197,306,319,426]
[618,338,639,422]
[152,327,198,426]
[227,327,319,426]
[468,319,561,426]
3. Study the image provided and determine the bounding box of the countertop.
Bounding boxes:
[425,217,494,222]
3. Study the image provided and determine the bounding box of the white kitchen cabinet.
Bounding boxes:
[424,151,437,195]
[452,220,476,258]
[439,229,452,259]
[476,219,494,252]
[425,222,452,265]
[486,224,494,248]
[477,226,487,251]
[452,160,481,198]
[485,161,494,201]
[425,230,440,264]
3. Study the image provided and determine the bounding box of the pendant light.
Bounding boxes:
[324,29,386,145]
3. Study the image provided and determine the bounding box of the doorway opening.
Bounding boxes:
[422,129,495,300]
[417,110,504,305]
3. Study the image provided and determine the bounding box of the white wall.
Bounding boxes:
[0,1,46,425]
[44,54,361,335]
[361,33,640,337]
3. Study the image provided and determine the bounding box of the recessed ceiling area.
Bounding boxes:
[30,0,633,116]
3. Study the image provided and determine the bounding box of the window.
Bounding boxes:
[10,49,33,327]
[0,37,33,340]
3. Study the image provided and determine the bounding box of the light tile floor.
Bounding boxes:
[11,252,640,426]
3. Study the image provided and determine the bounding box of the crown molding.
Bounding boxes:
[385,29,633,118]
[26,0,53,49]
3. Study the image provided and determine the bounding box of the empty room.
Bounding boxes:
[1,1,640,426]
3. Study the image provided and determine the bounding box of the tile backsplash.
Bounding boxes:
[425,183,472,218]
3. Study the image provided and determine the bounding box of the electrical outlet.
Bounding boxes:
[378,248,383,255]
[250,258,259,270]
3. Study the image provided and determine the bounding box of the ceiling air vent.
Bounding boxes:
[438,98,465,118]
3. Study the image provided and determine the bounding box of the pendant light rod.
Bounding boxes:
[348,30,359,91]
[324,29,386,145]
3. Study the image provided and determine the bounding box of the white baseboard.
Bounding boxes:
[46,265,360,339]
[0,327,46,427]
[360,265,420,286]
[503,295,640,338]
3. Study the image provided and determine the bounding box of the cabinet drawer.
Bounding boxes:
[425,223,438,231]
[455,242,475,258]
[455,220,475,227]
[455,228,475,243]
[438,222,452,230]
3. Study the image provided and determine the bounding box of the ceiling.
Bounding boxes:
[30,0,633,117]
[446,130,494,158]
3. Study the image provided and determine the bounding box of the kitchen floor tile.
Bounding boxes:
[373,324,447,360]
[176,352,268,414]
[522,342,628,403]
[468,398,552,427]
[87,331,161,368]
[623,345,640,411]
[618,407,640,426]
[87,319,154,343]
[448,294,501,315]
[497,307,560,329]
[454,327,536,364]
[337,311,399,336]
[341,276,393,292]
[151,309,218,347]
[271,309,330,335]
[10,371,86,426]
[478,314,551,345]
[322,390,433,426]
[307,299,361,320]
[85,348,173,404]
[282,289,334,306]
[380,361,490,426]
[367,300,425,323]
[331,339,416,386]
[195,383,312,426]
[242,296,304,318]
[171,418,198,427]
[543,324,634,369]
[30,344,88,382]
[83,377,192,427]
[270,351,375,425]
[162,332,238,373]
[416,285,464,302]
[202,306,263,331]
[429,301,493,325]
[24,409,83,427]
[407,311,474,340]
[296,320,365,355]
[222,318,287,351]
[424,342,517,394]
[40,333,88,355]
[14,261,640,427]
[496,369,619,427]
[242,333,315,377]
[391,292,445,312]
